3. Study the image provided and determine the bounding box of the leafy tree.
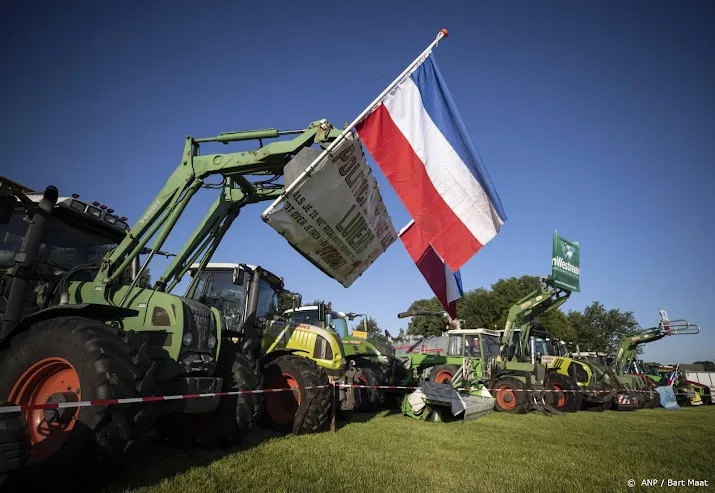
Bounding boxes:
[277,291,301,313]
[566,302,641,355]
[404,297,449,336]
[693,360,715,371]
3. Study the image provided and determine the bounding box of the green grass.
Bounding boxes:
[101,406,715,493]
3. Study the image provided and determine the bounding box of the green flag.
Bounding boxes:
[551,231,580,292]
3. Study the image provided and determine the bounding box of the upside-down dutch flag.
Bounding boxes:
[355,54,507,272]
[399,219,464,318]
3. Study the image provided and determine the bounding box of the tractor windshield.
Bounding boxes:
[256,278,280,319]
[330,315,349,338]
[481,334,502,357]
[533,336,550,356]
[1,209,118,275]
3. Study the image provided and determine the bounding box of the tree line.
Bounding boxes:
[400,275,643,356]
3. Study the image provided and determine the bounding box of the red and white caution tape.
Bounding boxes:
[0,383,690,414]
[0,385,330,414]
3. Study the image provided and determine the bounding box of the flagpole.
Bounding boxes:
[261,28,449,221]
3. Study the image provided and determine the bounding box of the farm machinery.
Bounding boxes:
[503,325,618,412]
[184,262,370,429]
[612,309,700,409]
[0,119,353,486]
[398,278,581,417]
[393,310,497,422]
[283,304,401,411]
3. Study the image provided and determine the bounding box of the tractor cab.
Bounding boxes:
[0,177,136,340]
[186,262,284,335]
[445,328,502,360]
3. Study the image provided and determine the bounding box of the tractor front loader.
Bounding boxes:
[184,262,351,434]
[0,119,349,487]
[612,309,700,409]
[486,277,580,416]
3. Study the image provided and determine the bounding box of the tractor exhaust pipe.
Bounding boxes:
[1,185,59,342]
[530,336,536,365]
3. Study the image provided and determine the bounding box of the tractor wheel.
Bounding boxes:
[702,389,712,406]
[156,341,260,448]
[0,402,30,489]
[545,372,580,413]
[353,360,383,412]
[490,378,528,414]
[429,364,460,384]
[260,355,331,435]
[0,316,156,489]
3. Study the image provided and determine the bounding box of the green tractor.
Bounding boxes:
[0,119,352,486]
[504,325,618,412]
[283,305,399,412]
[185,262,372,425]
[612,309,700,409]
[392,311,499,422]
[394,277,582,418]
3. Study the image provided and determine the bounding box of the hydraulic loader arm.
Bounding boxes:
[91,119,341,296]
[614,309,700,375]
[496,277,570,364]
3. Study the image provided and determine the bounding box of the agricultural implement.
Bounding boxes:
[612,309,700,409]
[0,119,351,486]
[392,310,497,422]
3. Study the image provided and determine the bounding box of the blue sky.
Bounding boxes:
[2,1,713,364]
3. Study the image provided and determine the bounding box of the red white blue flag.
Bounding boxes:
[356,54,506,272]
[399,219,464,318]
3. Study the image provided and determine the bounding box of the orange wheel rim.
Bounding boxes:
[9,357,81,464]
[552,383,567,408]
[265,373,300,425]
[434,370,453,383]
[495,385,517,411]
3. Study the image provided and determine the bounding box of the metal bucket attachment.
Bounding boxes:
[406,382,495,421]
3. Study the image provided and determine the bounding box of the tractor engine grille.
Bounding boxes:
[181,298,216,351]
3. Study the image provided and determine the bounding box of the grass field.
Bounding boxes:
[100,405,715,493]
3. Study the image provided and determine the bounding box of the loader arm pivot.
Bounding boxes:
[91,119,341,301]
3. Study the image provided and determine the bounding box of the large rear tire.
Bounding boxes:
[429,364,460,384]
[354,359,384,412]
[490,377,528,414]
[0,317,156,489]
[260,355,331,435]
[546,372,580,413]
[156,341,260,448]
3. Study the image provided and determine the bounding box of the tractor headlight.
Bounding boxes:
[182,333,193,346]
[208,335,217,349]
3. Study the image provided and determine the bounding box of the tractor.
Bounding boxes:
[503,325,619,412]
[612,309,700,409]
[0,119,353,486]
[390,311,497,422]
[184,262,371,427]
[286,305,403,410]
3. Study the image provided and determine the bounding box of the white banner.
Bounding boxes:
[263,132,397,288]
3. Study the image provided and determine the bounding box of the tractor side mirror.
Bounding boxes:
[232,267,245,286]
[0,194,17,224]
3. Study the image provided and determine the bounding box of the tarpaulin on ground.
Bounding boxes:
[263,132,397,288]
[656,385,681,409]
